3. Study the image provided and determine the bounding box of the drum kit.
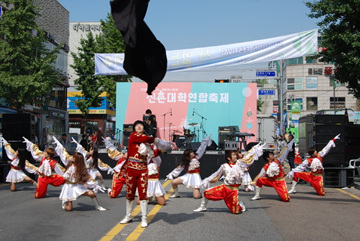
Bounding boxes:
[171,123,199,149]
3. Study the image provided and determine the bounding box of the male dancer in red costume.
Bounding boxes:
[287,134,340,196]
[23,137,65,198]
[120,120,158,228]
[251,151,290,202]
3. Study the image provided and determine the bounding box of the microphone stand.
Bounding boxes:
[168,122,173,141]
[194,110,208,140]
[161,110,171,141]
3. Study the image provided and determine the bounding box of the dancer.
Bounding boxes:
[250,150,290,202]
[23,137,65,198]
[287,134,340,196]
[236,150,255,192]
[195,144,263,213]
[166,135,212,199]
[74,139,113,191]
[119,120,159,228]
[59,152,106,211]
[2,138,37,191]
[103,137,127,198]
[136,144,166,205]
[53,137,104,194]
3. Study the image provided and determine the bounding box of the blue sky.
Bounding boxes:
[58,0,320,81]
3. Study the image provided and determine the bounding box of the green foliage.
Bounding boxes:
[257,99,264,112]
[306,0,360,99]
[0,0,61,109]
[71,13,130,114]
[71,32,104,116]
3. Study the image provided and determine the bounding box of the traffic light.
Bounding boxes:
[215,79,230,83]
[324,67,332,76]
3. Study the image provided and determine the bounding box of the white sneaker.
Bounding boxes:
[193,206,207,212]
[240,201,246,212]
[96,206,107,211]
[61,201,66,210]
[169,193,180,198]
[250,196,260,201]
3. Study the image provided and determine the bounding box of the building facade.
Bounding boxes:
[0,0,70,149]
[67,22,116,144]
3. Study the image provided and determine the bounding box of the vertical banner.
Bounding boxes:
[116,82,257,146]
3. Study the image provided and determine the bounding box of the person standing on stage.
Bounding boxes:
[287,134,340,196]
[120,120,159,228]
[143,109,157,137]
[166,136,212,199]
[2,138,37,191]
[251,151,290,202]
[23,137,66,199]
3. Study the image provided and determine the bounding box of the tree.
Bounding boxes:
[97,13,131,107]
[0,0,61,110]
[257,99,264,112]
[306,0,360,99]
[71,32,104,133]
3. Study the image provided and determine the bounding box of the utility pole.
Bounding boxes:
[275,59,285,135]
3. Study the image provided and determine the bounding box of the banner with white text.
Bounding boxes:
[96,29,318,75]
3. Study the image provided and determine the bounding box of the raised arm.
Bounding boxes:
[103,137,123,161]
[52,136,72,166]
[23,137,43,162]
[195,135,212,160]
[1,137,16,160]
[318,134,340,158]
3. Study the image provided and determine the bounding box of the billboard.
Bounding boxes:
[116,82,257,146]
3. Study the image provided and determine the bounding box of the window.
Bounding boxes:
[287,78,295,84]
[306,77,318,90]
[306,58,317,64]
[307,97,318,111]
[287,57,303,65]
[287,85,295,90]
[330,97,345,109]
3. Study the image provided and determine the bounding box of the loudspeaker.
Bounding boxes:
[315,115,346,125]
[2,114,36,161]
[207,140,218,150]
[190,142,201,150]
[176,136,188,150]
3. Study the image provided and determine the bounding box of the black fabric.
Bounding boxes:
[110,0,167,95]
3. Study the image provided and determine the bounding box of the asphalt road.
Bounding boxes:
[0,178,359,241]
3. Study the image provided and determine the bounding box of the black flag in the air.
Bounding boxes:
[110,0,167,95]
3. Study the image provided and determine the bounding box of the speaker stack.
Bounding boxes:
[2,113,36,161]
[314,115,360,167]
[122,124,133,148]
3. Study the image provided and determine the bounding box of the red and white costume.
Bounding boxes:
[146,149,166,198]
[104,138,127,198]
[166,137,210,189]
[288,138,336,196]
[200,145,263,213]
[24,138,65,198]
[59,164,90,202]
[53,137,103,193]
[126,132,155,201]
[254,158,290,202]
[3,138,37,183]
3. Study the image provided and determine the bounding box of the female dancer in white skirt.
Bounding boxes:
[136,145,166,205]
[2,137,37,191]
[166,136,212,199]
[59,152,106,211]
